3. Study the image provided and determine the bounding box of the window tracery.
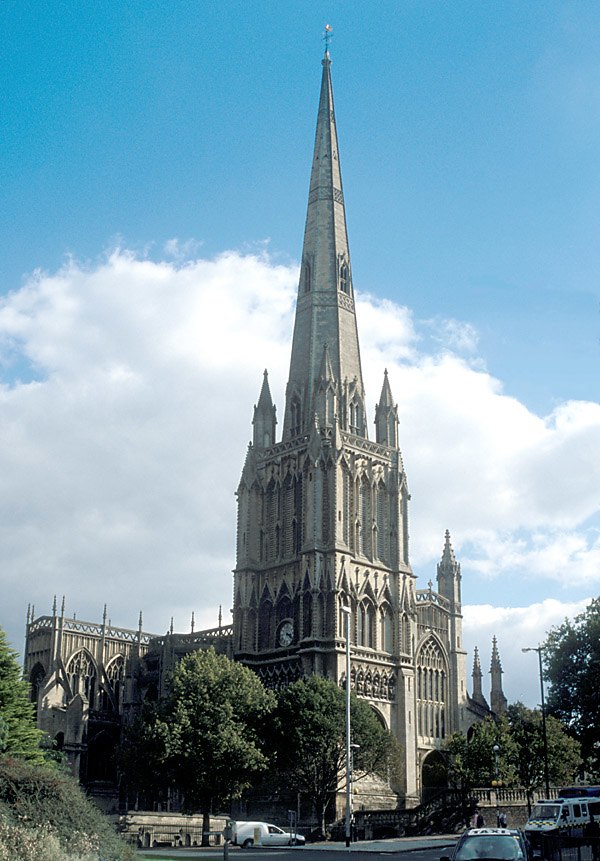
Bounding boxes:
[340,262,350,294]
[416,636,447,740]
[66,650,97,705]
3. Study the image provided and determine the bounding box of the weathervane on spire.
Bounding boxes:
[323,23,333,54]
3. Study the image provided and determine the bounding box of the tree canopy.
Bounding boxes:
[505,702,581,800]
[444,705,581,800]
[266,675,396,833]
[0,627,44,763]
[544,597,600,777]
[445,716,516,791]
[121,648,276,836]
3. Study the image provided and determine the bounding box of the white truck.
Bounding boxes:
[232,821,305,848]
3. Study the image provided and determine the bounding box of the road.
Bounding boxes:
[137,838,457,861]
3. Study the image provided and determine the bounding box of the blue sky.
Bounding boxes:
[1,3,599,707]
[3,4,599,411]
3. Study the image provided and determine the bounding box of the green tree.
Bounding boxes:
[543,598,600,777]
[445,707,581,812]
[445,716,516,792]
[119,701,172,809]
[506,702,581,808]
[0,627,44,763]
[267,675,396,835]
[123,649,276,843]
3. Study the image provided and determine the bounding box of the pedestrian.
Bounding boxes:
[476,811,485,828]
[499,812,508,828]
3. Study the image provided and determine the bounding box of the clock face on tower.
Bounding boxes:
[279,620,294,647]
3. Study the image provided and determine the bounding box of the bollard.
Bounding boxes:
[223,819,234,861]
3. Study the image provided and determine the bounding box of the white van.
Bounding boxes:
[232,821,305,848]
[524,797,600,855]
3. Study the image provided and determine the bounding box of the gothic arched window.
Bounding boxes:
[380,605,393,653]
[349,400,362,435]
[303,261,312,293]
[282,475,294,558]
[360,476,371,559]
[322,467,330,544]
[276,594,292,625]
[245,608,257,651]
[294,474,303,553]
[303,592,313,639]
[290,398,302,437]
[101,655,124,712]
[416,636,448,741]
[29,663,46,704]
[264,479,279,561]
[315,594,325,638]
[342,465,352,547]
[376,481,388,563]
[66,650,97,706]
[357,600,375,648]
[258,600,273,650]
[340,263,349,294]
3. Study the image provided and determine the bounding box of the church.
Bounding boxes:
[23,47,507,810]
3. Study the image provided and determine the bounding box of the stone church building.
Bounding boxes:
[23,49,507,809]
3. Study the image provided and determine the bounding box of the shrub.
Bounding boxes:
[0,757,133,861]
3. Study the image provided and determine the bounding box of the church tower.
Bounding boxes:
[233,46,417,796]
[233,46,472,802]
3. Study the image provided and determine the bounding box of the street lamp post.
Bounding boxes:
[350,743,360,842]
[522,646,550,798]
[341,606,351,848]
[492,743,499,786]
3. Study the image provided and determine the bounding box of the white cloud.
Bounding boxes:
[363,351,600,583]
[0,247,598,711]
[425,316,480,354]
[463,598,592,706]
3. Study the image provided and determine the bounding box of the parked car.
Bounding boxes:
[441,827,530,861]
[233,821,305,848]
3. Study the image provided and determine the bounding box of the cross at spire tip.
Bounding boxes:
[323,23,333,58]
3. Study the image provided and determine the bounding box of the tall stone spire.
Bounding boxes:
[437,529,462,608]
[375,369,399,447]
[471,646,489,708]
[283,47,366,440]
[252,370,277,449]
[490,636,508,714]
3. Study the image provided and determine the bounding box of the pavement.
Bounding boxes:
[309,835,457,852]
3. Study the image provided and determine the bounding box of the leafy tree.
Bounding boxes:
[122,649,276,843]
[119,701,172,809]
[544,597,600,777]
[0,627,44,763]
[505,703,581,808]
[445,716,516,791]
[445,706,580,812]
[267,675,396,835]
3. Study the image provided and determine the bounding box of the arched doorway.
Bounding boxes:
[86,727,118,783]
[421,749,448,802]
